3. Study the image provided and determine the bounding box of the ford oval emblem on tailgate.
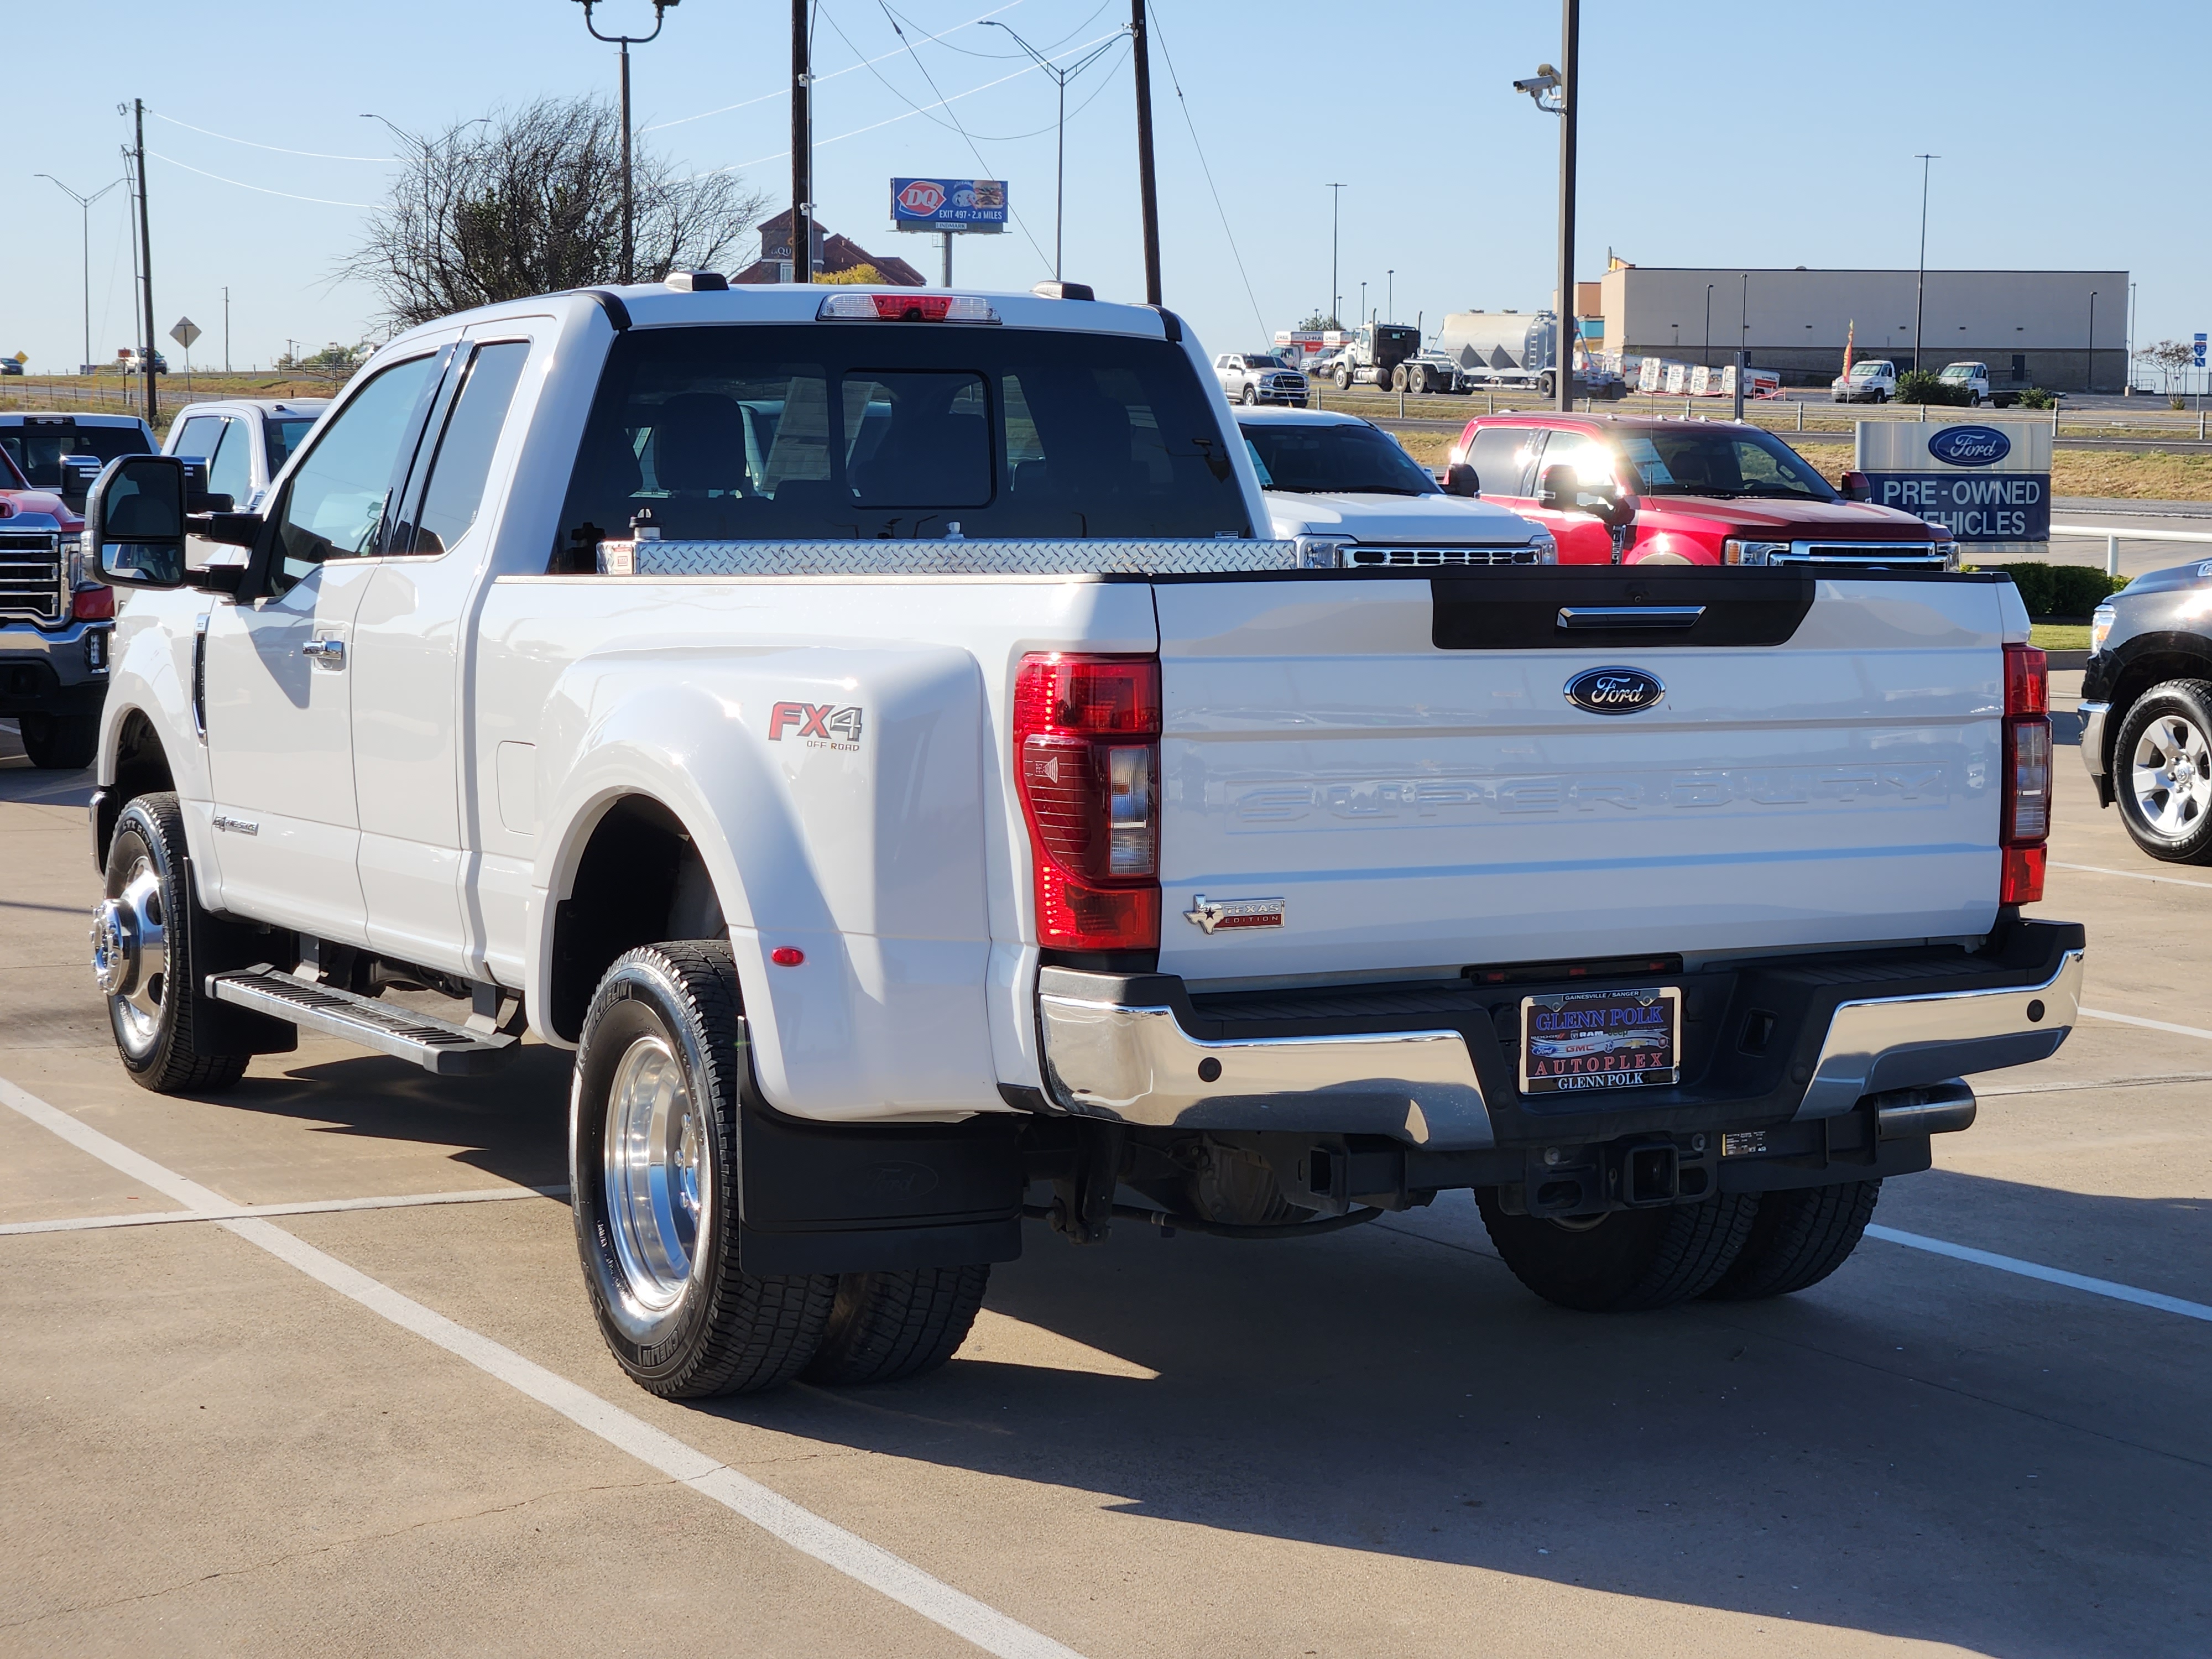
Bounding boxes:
[1928,425,2011,466]
[1566,666,1665,714]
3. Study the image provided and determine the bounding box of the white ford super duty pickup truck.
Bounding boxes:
[79,275,2084,1400]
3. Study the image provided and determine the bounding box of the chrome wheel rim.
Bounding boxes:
[602,1034,706,1311]
[94,857,168,1058]
[2129,713,2212,840]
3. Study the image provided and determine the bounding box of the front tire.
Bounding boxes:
[571,941,836,1397]
[1477,1191,1757,1311]
[1703,1180,1881,1301]
[95,793,251,1094]
[1239,385,1258,405]
[19,712,98,770]
[1334,366,1352,391]
[2115,681,2212,862]
[804,1266,990,1386]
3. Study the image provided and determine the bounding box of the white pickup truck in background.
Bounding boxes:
[80,277,2083,1401]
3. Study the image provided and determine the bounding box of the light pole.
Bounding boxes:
[983,22,1125,283]
[1912,153,1938,374]
[1326,183,1345,327]
[2088,290,2099,395]
[1512,0,1578,412]
[1703,282,1713,367]
[573,0,680,284]
[36,174,123,375]
[1360,281,1367,326]
[1387,269,1394,324]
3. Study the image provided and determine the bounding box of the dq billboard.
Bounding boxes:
[891,178,1008,232]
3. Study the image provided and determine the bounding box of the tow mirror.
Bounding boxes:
[1839,469,1872,502]
[1537,463,1636,526]
[83,454,187,588]
[1443,462,1481,497]
[1535,463,1577,511]
[60,455,103,499]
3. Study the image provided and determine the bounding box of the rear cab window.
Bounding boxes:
[555,323,1250,561]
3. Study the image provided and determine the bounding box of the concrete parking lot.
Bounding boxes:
[2,692,2208,1658]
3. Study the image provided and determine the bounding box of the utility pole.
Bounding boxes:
[792,0,811,283]
[223,286,230,374]
[1327,183,1346,327]
[1703,282,1713,367]
[1131,0,1161,305]
[983,22,1124,283]
[132,98,157,427]
[575,1,678,285]
[1912,153,1937,375]
[1554,0,1578,413]
[2088,291,2098,395]
[35,174,122,376]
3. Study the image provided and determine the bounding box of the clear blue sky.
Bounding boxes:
[2,0,2202,373]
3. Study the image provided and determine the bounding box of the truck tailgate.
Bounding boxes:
[1151,570,2014,983]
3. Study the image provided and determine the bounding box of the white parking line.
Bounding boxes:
[0,1184,571,1237]
[2082,1006,2212,1042]
[2052,860,2212,893]
[1865,1225,2212,1324]
[0,1077,1083,1659]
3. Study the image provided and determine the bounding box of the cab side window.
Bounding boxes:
[270,354,438,591]
[398,342,530,555]
[1467,426,1541,497]
[206,420,252,507]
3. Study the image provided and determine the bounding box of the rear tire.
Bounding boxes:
[96,793,251,1094]
[2113,680,2212,863]
[19,712,98,770]
[1477,1191,1757,1311]
[1538,371,1557,399]
[571,941,837,1397]
[1703,1180,1881,1301]
[804,1265,990,1386]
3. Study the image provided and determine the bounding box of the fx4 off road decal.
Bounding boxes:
[769,701,865,750]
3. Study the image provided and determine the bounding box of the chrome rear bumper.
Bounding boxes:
[1034,930,2083,1149]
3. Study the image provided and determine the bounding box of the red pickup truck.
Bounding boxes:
[1444,413,1955,568]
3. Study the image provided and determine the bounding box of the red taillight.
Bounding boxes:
[72,583,114,622]
[1013,654,1161,951]
[2000,643,2051,904]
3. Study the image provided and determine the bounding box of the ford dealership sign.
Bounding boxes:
[1855,419,2052,552]
[1927,425,2012,467]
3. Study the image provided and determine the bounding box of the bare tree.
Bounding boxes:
[2134,339,2196,397]
[343,97,766,331]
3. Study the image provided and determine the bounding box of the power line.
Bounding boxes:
[816,4,1121,142]
[1145,1,1265,340]
[146,150,377,208]
[645,0,1030,131]
[862,0,1053,272]
[884,0,1108,56]
[149,110,389,162]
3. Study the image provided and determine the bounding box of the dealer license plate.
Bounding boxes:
[1519,985,1681,1095]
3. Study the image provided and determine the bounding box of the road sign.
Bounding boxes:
[11,352,25,365]
[890,178,1007,233]
[2195,333,2207,369]
[170,317,201,350]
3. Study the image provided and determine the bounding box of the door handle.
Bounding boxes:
[301,637,347,668]
[1556,606,1706,630]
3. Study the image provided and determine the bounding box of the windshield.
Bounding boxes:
[558,324,1250,547]
[265,416,318,473]
[0,421,150,488]
[1615,429,1834,502]
[1939,365,1974,379]
[1849,362,1891,379]
[1239,419,1438,496]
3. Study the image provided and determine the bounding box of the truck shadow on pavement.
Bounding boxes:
[714,1175,2209,1658]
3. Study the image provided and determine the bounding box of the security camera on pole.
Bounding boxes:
[1512,0,1579,415]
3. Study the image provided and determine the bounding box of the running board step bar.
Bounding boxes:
[205,967,517,1075]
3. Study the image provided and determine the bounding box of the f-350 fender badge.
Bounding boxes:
[1183,894,1286,934]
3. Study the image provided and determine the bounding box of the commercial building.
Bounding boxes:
[1597,264,2130,392]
